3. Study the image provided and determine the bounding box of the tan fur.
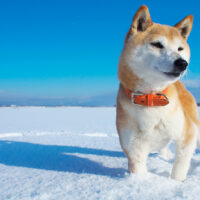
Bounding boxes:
[116,5,199,181]
[118,64,139,91]
[174,81,199,146]
[175,81,199,123]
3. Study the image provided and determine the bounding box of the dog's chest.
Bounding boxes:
[124,102,184,141]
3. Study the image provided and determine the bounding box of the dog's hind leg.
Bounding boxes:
[160,145,172,160]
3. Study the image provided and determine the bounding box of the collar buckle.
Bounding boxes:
[157,92,169,102]
[131,92,143,104]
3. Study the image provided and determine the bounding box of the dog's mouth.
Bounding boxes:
[163,71,181,77]
[155,67,185,78]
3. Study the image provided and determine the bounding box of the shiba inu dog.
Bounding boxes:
[116,5,200,181]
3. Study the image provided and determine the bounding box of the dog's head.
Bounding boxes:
[119,5,193,92]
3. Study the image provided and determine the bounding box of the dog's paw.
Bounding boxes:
[171,168,187,182]
[128,164,148,174]
[171,174,186,182]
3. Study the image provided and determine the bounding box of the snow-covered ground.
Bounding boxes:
[0,107,200,200]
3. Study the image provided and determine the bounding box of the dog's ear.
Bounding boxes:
[131,5,152,33]
[174,15,193,39]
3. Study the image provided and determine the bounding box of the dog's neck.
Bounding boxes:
[133,79,169,94]
[118,63,171,94]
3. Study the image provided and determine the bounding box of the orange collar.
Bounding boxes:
[123,87,169,107]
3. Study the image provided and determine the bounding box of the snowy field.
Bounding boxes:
[0,107,200,200]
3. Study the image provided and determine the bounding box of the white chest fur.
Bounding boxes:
[121,99,185,152]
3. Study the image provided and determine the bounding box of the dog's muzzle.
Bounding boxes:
[163,58,188,77]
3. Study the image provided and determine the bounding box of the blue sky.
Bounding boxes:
[0,0,200,100]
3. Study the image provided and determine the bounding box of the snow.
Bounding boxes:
[0,107,200,200]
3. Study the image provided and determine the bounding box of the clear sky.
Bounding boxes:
[0,0,200,99]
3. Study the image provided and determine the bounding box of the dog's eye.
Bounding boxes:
[178,47,184,51]
[150,42,164,49]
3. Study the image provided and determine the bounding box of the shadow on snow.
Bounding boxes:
[0,140,126,178]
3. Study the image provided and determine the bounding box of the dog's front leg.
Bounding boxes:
[128,150,149,174]
[171,135,196,181]
[126,140,150,174]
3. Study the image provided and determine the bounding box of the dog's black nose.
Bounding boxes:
[174,58,188,72]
